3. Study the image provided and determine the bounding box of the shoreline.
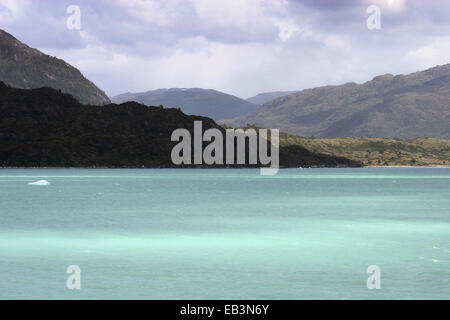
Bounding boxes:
[0,165,449,169]
[365,165,450,168]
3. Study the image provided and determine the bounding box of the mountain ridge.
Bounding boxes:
[111,87,259,121]
[246,91,297,105]
[223,64,450,139]
[0,29,110,105]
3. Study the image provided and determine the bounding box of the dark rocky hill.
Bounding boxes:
[0,82,360,168]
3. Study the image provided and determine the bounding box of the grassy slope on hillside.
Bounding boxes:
[231,126,449,166]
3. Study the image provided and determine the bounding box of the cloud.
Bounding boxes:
[406,37,450,69]
[273,19,301,41]
[370,0,406,13]
[0,0,449,98]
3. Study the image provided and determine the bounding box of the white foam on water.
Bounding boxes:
[27,180,50,186]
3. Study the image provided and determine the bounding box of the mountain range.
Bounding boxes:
[246,91,297,105]
[0,29,110,105]
[224,65,450,139]
[111,88,259,121]
[0,27,448,148]
[0,82,360,168]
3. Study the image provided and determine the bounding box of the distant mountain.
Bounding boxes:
[0,82,360,168]
[111,88,259,121]
[224,64,450,139]
[0,29,110,105]
[246,91,297,105]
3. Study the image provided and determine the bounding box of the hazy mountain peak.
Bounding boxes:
[372,74,394,81]
[111,87,259,120]
[246,91,298,105]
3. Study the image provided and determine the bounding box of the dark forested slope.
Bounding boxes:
[0,82,361,168]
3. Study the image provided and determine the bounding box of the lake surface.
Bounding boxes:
[0,168,448,299]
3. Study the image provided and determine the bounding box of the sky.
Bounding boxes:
[0,0,450,99]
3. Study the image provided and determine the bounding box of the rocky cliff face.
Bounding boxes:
[0,29,110,105]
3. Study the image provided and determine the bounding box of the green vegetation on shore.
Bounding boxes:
[281,136,450,166]
[232,126,450,166]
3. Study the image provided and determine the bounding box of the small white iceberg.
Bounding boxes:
[28,180,50,186]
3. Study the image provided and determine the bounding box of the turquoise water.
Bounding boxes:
[0,168,448,299]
